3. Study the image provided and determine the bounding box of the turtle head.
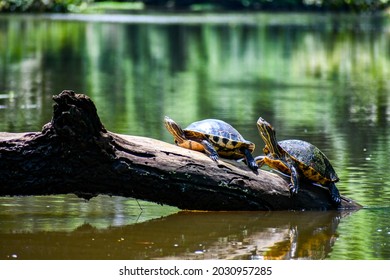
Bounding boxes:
[257,117,276,143]
[256,117,282,157]
[164,116,186,144]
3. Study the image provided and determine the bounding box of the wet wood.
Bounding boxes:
[0,90,361,211]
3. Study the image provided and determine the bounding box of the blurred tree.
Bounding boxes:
[142,0,390,12]
[0,0,86,12]
[0,0,389,14]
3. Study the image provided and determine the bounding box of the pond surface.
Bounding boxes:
[0,12,390,260]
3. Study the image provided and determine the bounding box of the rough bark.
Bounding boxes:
[0,90,361,211]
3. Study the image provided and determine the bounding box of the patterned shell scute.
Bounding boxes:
[184,119,252,149]
[279,139,339,182]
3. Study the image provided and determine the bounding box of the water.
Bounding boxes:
[0,12,390,260]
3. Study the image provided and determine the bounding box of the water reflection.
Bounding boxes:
[0,202,356,260]
[1,14,389,138]
[0,195,178,232]
[1,13,390,260]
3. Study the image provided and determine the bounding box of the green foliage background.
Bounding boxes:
[0,0,83,12]
[0,0,389,13]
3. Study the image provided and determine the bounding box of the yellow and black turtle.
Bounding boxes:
[256,117,341,205]
[164,116,258,172]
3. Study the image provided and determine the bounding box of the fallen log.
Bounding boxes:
[0,90,361,211]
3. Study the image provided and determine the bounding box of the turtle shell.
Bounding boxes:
[184,119,255,159]
[278,139,339,184]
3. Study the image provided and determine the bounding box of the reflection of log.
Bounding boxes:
[0,90,361,211]
[0,210,355,260]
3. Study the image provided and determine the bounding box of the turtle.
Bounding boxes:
[256,117,341,205]
[164,116,258,172]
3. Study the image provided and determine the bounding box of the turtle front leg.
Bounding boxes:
[242,148,258,173]
[200,140,219,162]
[254,156,265,168]
[288,163,300,194]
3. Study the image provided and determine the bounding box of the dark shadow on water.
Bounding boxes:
[0,209,358,260]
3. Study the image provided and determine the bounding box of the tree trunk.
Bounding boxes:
[0,90,361,211]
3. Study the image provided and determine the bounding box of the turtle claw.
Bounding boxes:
[209,154,219,162]
[289,184,299,195]
[201,140,219,162]
[248,161,259,173]
[331,195,342,206]
[328,183,342,206]
[242,149,258,173]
